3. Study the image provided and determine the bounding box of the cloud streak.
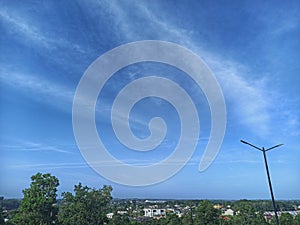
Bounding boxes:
[93,1,275,137]
[0,8,86,54]
[1,140,75,154]
[0,0,276,138]
[0,68,74,110]
[1,1,298,148]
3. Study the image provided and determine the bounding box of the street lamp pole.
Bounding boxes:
[240,140,283,225]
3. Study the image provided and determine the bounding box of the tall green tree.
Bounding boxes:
[181,210,193,225]
[58,183,112,225]
[294,213,300,225]
[11,173,59,225]
[278,212,294,225]
[194,200,221,225]
[108,213,130,225]
[232,200,267,225]
[165,213,181,225]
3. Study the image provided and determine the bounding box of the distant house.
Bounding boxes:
[223,208,234,216]
[143,208,166,218]
[175,210,183,218]
[106,212,114,219]
[145,200,166,204]
[166,208,183,217]
[214,204,222,209]
[117,210,128,215]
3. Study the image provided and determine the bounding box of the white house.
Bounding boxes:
[106,212,114,219]
[223,208,234,216]
[143,208,166,218]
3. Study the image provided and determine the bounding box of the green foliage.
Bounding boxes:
[278,212,294,225]
[11,172,59,225]
[108,213,131,225]
[294,213,300,225]
[58,182,112,225]
[5,174,300,225]
[0,208,4,225]
[195,200,221,225]
[164,212,181,225]
[181,210,193,225]
[231,200,267,225]
[219,216,234,225]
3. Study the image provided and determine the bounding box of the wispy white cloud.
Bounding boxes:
[271,18,299,36]
[207,58,272,136]
[8,159,193,170]
[8,162,88,170]
[259,7,299,37]
[7,147,295,172]
[0,9,52,48]
[1,140,75,154]
[95,0,196,48]
[1,0,297,140]
[0,9,86,54]
[99,1,274,137]
[0,68,74,110]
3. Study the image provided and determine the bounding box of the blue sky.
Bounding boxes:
[0,0,299,199]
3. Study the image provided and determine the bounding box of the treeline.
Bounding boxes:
[0,173,112,225]
[1,173,300,225]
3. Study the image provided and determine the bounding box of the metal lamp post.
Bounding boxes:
[240,140,283,225]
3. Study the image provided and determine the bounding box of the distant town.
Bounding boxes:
[108,198,300,223]
[1,194,300,224]
[1,173,300,224]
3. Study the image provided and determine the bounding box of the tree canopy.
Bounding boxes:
[4,173,300,225]
[195,200,221,225]
[58,182,112,225]
[11,172,59,225]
